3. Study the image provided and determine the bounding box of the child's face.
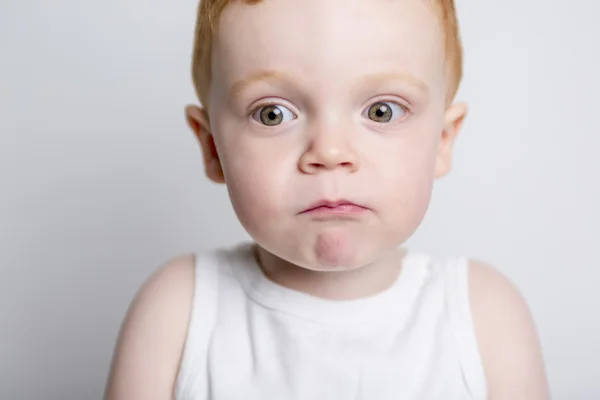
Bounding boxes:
[190,0,466,270]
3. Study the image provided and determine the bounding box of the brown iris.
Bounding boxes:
[368,102,393,123]
[259,106,284,126]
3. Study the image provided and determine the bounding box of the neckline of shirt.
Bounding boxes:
[225,242,431,325]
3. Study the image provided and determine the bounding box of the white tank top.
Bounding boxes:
[175,243,488,400]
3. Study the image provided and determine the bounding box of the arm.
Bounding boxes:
[104,255,195,400]
[469,259,550,400]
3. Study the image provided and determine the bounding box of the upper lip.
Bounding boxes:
[301,199,368,213]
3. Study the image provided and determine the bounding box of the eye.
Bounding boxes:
[251,104,296,126]
[364,101,406,123]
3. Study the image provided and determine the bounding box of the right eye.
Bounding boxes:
[251,104,296,126]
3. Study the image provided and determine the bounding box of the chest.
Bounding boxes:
[205,305,471,400]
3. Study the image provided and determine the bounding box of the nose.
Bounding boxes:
[298,125,360,174]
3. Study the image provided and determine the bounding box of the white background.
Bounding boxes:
[1,0,598,398]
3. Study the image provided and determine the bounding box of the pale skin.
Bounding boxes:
[104,0,549,398]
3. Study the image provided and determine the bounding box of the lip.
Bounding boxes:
[300,199,370,215]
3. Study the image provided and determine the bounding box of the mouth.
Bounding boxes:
[300,199,370,216]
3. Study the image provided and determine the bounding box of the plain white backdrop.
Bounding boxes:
[1,0,598,398]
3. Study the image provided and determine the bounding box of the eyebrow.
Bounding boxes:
[228,70,429,99]
[361,72,429,94]
[229,70,296,99]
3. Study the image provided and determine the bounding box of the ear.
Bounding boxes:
[185,105,225,184]
[435,102,468,179]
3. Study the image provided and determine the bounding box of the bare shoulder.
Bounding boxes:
[104,254,196,400]
[468,259,550,400]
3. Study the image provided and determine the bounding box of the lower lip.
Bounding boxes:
[303,204,368,215]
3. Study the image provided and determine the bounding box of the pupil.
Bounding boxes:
[266,107,281,121]
[376,108,384,117]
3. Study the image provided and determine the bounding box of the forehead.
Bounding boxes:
[212,0,446,98]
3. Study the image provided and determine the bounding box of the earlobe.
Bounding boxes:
[184,104,225,184]
[435,102,468,179]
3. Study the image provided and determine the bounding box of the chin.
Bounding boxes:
[300,262,364,273]
[250,220,403,272]
[295,228,380,271]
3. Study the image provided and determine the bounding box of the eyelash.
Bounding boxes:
[248,101,293,117]
[248,98,411,123]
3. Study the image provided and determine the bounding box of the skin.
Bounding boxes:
[105,0,549,398]
[197,0,463,298]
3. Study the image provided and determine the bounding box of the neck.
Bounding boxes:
[253,245,408,301]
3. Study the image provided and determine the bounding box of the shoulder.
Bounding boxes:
[467,259,550,400]
[104,254,196,400]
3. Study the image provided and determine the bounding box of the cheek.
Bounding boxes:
[218,139,291,232]
[376,134,439,229]
[382,167,434,232]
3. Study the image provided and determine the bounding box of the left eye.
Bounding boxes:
[364,101,406,123]
[251,104,296,126]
